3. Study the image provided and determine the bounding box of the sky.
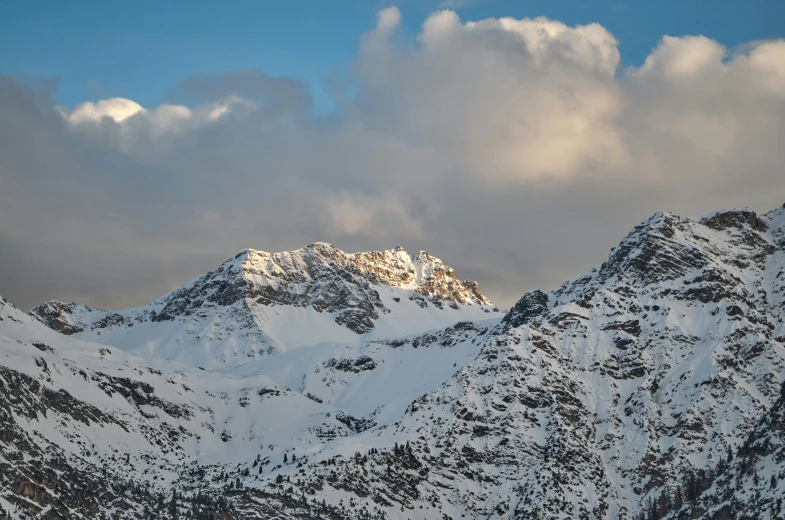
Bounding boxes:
[2,1,783,110]
[1,0,784,311]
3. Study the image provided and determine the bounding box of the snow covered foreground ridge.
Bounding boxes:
[1,204,785,520]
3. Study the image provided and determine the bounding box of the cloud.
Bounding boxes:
[622,36,785,184]
[323,191,425,239]
[168,68,312,114]
[1,10,784,312]
[376,7,402,31]
[63,94,257,137]
[356,11,627,181]
[67,97,145,123]
[638,35,726,78]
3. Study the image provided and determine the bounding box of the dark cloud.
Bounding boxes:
[1,10,784,312]
[167,68,313,114]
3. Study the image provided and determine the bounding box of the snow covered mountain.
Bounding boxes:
[29,244,497,368]
[2,205,785,519]
[384,206,785,519]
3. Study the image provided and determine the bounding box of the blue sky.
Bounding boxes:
[2,0,783,111]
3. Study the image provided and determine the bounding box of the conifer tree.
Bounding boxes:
[169,490,179,519]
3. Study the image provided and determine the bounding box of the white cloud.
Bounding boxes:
[65,94,257,133]
[358,10,627,181]
[469,17,621,74]
[67,97,144,123]
[61,94,259,155]
[623,36,785,182]
[742,40,785,94]
[638,35,726,78]
[376,6,401,30]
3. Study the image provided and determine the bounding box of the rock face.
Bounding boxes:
[2,205,785,520]
[30,300,86,335]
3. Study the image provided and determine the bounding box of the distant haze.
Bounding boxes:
[1,8,784,311]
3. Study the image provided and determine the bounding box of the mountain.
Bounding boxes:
[30,243,497,368]
[383,206,785,519]
[2,245,498,519]
[2,205,785,519]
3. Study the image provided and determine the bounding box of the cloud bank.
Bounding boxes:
[1,7,784,310]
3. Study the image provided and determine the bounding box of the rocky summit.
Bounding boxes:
[2,205,785,519]
[29,244,496,368]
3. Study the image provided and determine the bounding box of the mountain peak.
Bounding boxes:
[159,243,494,324]
[29,243,496,366]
